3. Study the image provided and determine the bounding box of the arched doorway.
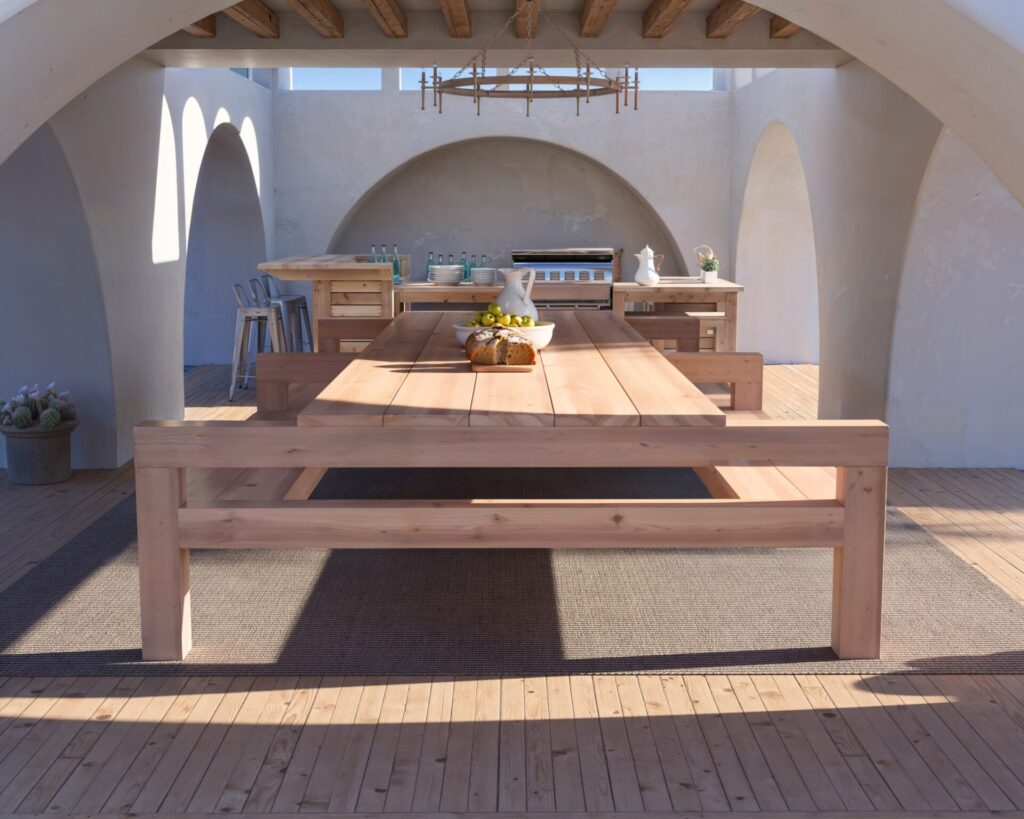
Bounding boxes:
[183,122,266,367]
[329,137,685,277]
[735,122,819,364]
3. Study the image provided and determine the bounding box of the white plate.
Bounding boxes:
[454,321,555,349]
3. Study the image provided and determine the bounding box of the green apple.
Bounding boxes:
[520,315,535,327]
[487,302,503,316]
[480,313,496,327]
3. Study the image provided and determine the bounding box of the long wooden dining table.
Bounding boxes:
[134,310,888,662]
[298,310,727,428]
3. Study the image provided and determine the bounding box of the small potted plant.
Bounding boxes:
[1,383,78,485]
[694,245,721,283]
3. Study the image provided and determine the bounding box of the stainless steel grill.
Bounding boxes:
[510,248,616,310]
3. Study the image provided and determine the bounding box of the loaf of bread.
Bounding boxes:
[465,327,538,366]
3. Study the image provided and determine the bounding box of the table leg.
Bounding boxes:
[831,466,886,659]
[137,467,191,661]
[311,281,332,353]
[612,291,628,317]
[723,292,738,352]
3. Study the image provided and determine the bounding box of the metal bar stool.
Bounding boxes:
[260,274,313,353]
[230,283,286,401]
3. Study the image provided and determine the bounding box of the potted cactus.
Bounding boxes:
[1,383,78,485]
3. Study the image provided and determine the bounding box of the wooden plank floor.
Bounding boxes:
[0,364,1022,817]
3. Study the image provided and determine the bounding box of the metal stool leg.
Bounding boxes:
[229,310,247,402]
[299,303,313,352]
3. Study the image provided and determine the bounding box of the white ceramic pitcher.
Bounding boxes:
[496,268,539,320]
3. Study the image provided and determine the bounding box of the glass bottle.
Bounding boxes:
[448,254,454,265]
[369,244,377,264]
[426,251,435,277]
[392,244,401,283]
[379,242,387,263]
[469,254,477,273]
[460,250,468,281]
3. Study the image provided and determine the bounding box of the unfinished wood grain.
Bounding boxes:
[183,16,216,36]
[288,0,344,36]
[579,0,618,36]
[576,311,725,426]
[440,0,472,36]
[770,13,799,37]
[223,0,280,37]
[385,320,476,426]
[362,0,408,36]
[299,312,439,425]
[706,0,759,37]
[642,0,694,37]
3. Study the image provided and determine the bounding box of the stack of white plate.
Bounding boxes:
[470,267,497,286]
[428,264,463,285]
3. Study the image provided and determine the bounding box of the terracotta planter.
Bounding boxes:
[2,420,77,485]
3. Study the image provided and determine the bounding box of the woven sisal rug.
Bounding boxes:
[1,467,1022,675]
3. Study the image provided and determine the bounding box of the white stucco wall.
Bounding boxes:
[732,63,942,419]
[330,138,683,278]
[274,79,733,283]
[0,126,117,468]
[887,129,1024,467]
[2,60,275,466]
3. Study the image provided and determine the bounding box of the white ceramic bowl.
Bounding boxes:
[454,321,555,349]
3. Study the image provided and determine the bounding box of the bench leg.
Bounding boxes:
[137,467,192,661]
[831,466,886,659]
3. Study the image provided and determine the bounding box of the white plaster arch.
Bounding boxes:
[735,121,819,364]
[184,122,267,366]
[886,128,1024,467]
[754,0,1024,208]
[0,0,231,168]
[326,135,686,276]
[730,64,942,419]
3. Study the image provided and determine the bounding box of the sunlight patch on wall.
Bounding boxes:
[151,96,180,264]
[214,107,231,128]
[182,97,207,247]
[240,116,261,195]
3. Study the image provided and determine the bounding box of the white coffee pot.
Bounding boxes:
[634,245,665,287]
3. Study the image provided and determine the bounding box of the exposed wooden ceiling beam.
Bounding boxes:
[706,0,759,38]
[184,16,217,37]
[515,0,539,38]
[440,0,472,37]
[769,14,799,38]
[579,0,617,38]
[362,0,408,37]
[223,0,280,37]
[288,0,344,37]
[641,0,692,39]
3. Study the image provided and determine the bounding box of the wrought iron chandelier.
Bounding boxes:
[420,0,638,117]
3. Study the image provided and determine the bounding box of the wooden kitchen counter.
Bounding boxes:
[613,277,744,352]
[259,254,407,350]
[394,281,612,311]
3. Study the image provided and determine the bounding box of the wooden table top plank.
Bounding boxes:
[298,312,441,426]
[574,311,726,427]
[469,364,555,428]
[385,315,476,427]
[538,311,640,427]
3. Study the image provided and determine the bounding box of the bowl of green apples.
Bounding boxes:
[454,303,555,349]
